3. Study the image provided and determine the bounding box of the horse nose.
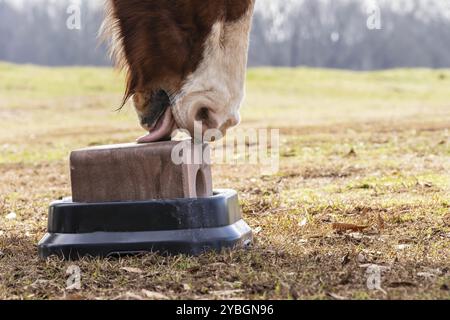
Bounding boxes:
[221,112,240,131]
[192,106,240,134]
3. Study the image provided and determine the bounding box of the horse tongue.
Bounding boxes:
[137,107,175,143]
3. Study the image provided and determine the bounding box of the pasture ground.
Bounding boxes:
[0,63,449,300]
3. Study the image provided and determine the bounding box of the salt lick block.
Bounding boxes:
[70,141,212,203]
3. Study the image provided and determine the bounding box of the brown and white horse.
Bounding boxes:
[102,0,256,142]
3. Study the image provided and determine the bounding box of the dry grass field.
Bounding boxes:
[0,62,449,300]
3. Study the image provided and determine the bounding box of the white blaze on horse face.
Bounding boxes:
[172,8,254,138]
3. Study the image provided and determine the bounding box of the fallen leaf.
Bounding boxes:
[398,237,415,244]
[326,292,348,300]
[6,212,16,220]
[210,262,229,268]
[419,268,441,276]
[183,283,192,291]
[388,281,416,288]
[121,292,144,300]
[332,223,369,233]
[210,289,245,297]
[141,289,169,300]
[253,226,262,234]
[417,272,436,280]
[348,232,363,240]
[395,244,411,250]
[31,279,49,288]
[121,267,143,274]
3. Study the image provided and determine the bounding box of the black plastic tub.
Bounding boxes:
[38,189,252,260]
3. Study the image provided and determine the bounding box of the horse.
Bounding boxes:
[102,0,256,142]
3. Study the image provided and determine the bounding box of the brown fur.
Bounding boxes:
[102,0,255,106]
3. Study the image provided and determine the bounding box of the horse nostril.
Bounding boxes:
[193,106,223,132]
[140,116,152,129]
[195,107,210,122]
[229,113,240,127]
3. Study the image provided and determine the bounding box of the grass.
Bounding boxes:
[0,62,449,300]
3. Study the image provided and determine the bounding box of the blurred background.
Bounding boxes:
[1,0,450,69]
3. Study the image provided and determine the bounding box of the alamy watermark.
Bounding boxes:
[171,122,280,175]
[363,264,390,294]
[66,265,81,290]
[66,1,82,30]
[366,0,382,30]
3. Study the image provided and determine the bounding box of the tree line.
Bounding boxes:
[1,0,449,69]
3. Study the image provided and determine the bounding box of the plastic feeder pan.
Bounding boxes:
[38,189,252,259]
